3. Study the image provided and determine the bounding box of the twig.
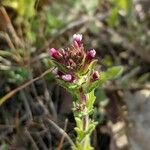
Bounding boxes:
[0,7,23,48]
[57,119,68,150]
[0,68,53,106]
[20,90,33,121]
[46,118,75,147]
[35,60,57,118]
[25,129,39,150]
[35,132,49,150]
[0,32,15,49]
[0,114,29,141]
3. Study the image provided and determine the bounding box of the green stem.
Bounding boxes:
[83,115,89,131]
[73,90,94,150]
[82,116,91,150]
[73,114,93,150]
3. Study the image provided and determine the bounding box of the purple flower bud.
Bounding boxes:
[49,48,62,59]
[73,34,82,46]
[86,49,96,60]
[92,71,99,81]
[62,74,73,82]
[73,34,82,42]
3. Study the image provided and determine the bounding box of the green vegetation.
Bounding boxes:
[0,0,149,149]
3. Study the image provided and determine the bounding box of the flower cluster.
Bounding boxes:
[49,34,99,84]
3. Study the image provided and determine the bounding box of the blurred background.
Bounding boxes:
[0,0,150,149]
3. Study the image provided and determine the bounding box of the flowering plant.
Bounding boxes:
[49,34,122,150]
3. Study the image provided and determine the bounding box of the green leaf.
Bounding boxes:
[86,90,96,111]
[95,88,107,102]
[107,8,119,27]
[7,68,29,83]
[84,66,123,93]
[104,66,123,80]
[3,0,36,19]
[85,121,97,135]
[83,72,106,93]
[118,0,127,10]
[75,117,83,130]
[74,127,85,141]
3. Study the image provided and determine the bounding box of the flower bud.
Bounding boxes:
[86,49,96,60]
[92,71,99,81]
[49,48,62,59]
[73,34,82,46]
[62,74,73,82]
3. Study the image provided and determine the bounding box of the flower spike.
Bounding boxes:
[49,34,101,150]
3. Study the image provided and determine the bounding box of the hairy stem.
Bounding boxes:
[73,90,94,150]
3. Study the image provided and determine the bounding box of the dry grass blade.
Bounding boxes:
[0,68,53,106]
[0,7,23,48]
[57,119,68,150]
[0,6,11,31]
[46,118,75,147]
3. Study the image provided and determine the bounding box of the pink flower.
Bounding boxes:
[92,71,99,81]
[73,34,82,46]
[49,48,62,59]
[62,74,73,82]
[86,49,96,60]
